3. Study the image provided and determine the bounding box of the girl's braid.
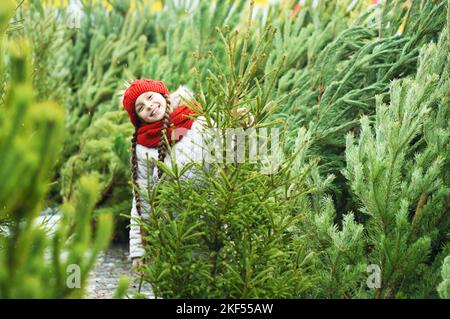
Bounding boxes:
[157,93,172,178]
[130,127,143,217]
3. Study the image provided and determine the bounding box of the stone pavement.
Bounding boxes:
[85,244,154,299]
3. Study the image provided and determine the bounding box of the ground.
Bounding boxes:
[85,244,154,299]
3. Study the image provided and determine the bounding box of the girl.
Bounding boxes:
[121,78,210,267]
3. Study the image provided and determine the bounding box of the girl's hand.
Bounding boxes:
[132,257,144,268]
[232,107,255,127]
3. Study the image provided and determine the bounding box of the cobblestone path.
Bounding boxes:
[85,245,154,299]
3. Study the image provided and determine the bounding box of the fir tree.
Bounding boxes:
[342,28,450,298]
[0,3,123,298]
[438,255,450,299]
[135,1,323,298]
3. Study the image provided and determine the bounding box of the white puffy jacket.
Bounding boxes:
[129,85,211,259]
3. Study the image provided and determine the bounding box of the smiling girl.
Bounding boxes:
[121,78,209,266]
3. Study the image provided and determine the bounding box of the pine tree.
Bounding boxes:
[18,1,71,104]
[273,0,448,218]
[135,1,325,298]
[342,28,450,298]
[0,3,122,298]
[60,110,134,235]
[438,255,450,299]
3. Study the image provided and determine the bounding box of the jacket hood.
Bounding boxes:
[170,85,195,109]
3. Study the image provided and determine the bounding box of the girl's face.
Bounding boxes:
[135,91,167,124]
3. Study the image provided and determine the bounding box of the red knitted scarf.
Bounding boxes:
[137,105,196,148]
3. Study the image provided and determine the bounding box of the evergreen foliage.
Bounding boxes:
[438,255,450,299]
[0,1,121,298]
[130,2,319,298]
[343,28,450,298]
[0,0,448,299]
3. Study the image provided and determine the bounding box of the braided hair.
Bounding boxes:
[157,93,172,179]
[130,93,173,217]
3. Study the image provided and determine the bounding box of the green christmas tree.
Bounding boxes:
[438,255,450,299]
[134,1,325,298]
[0,2,124,298]
[342,27,450,298]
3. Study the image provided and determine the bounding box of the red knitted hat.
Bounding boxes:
[122,78,170,127]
